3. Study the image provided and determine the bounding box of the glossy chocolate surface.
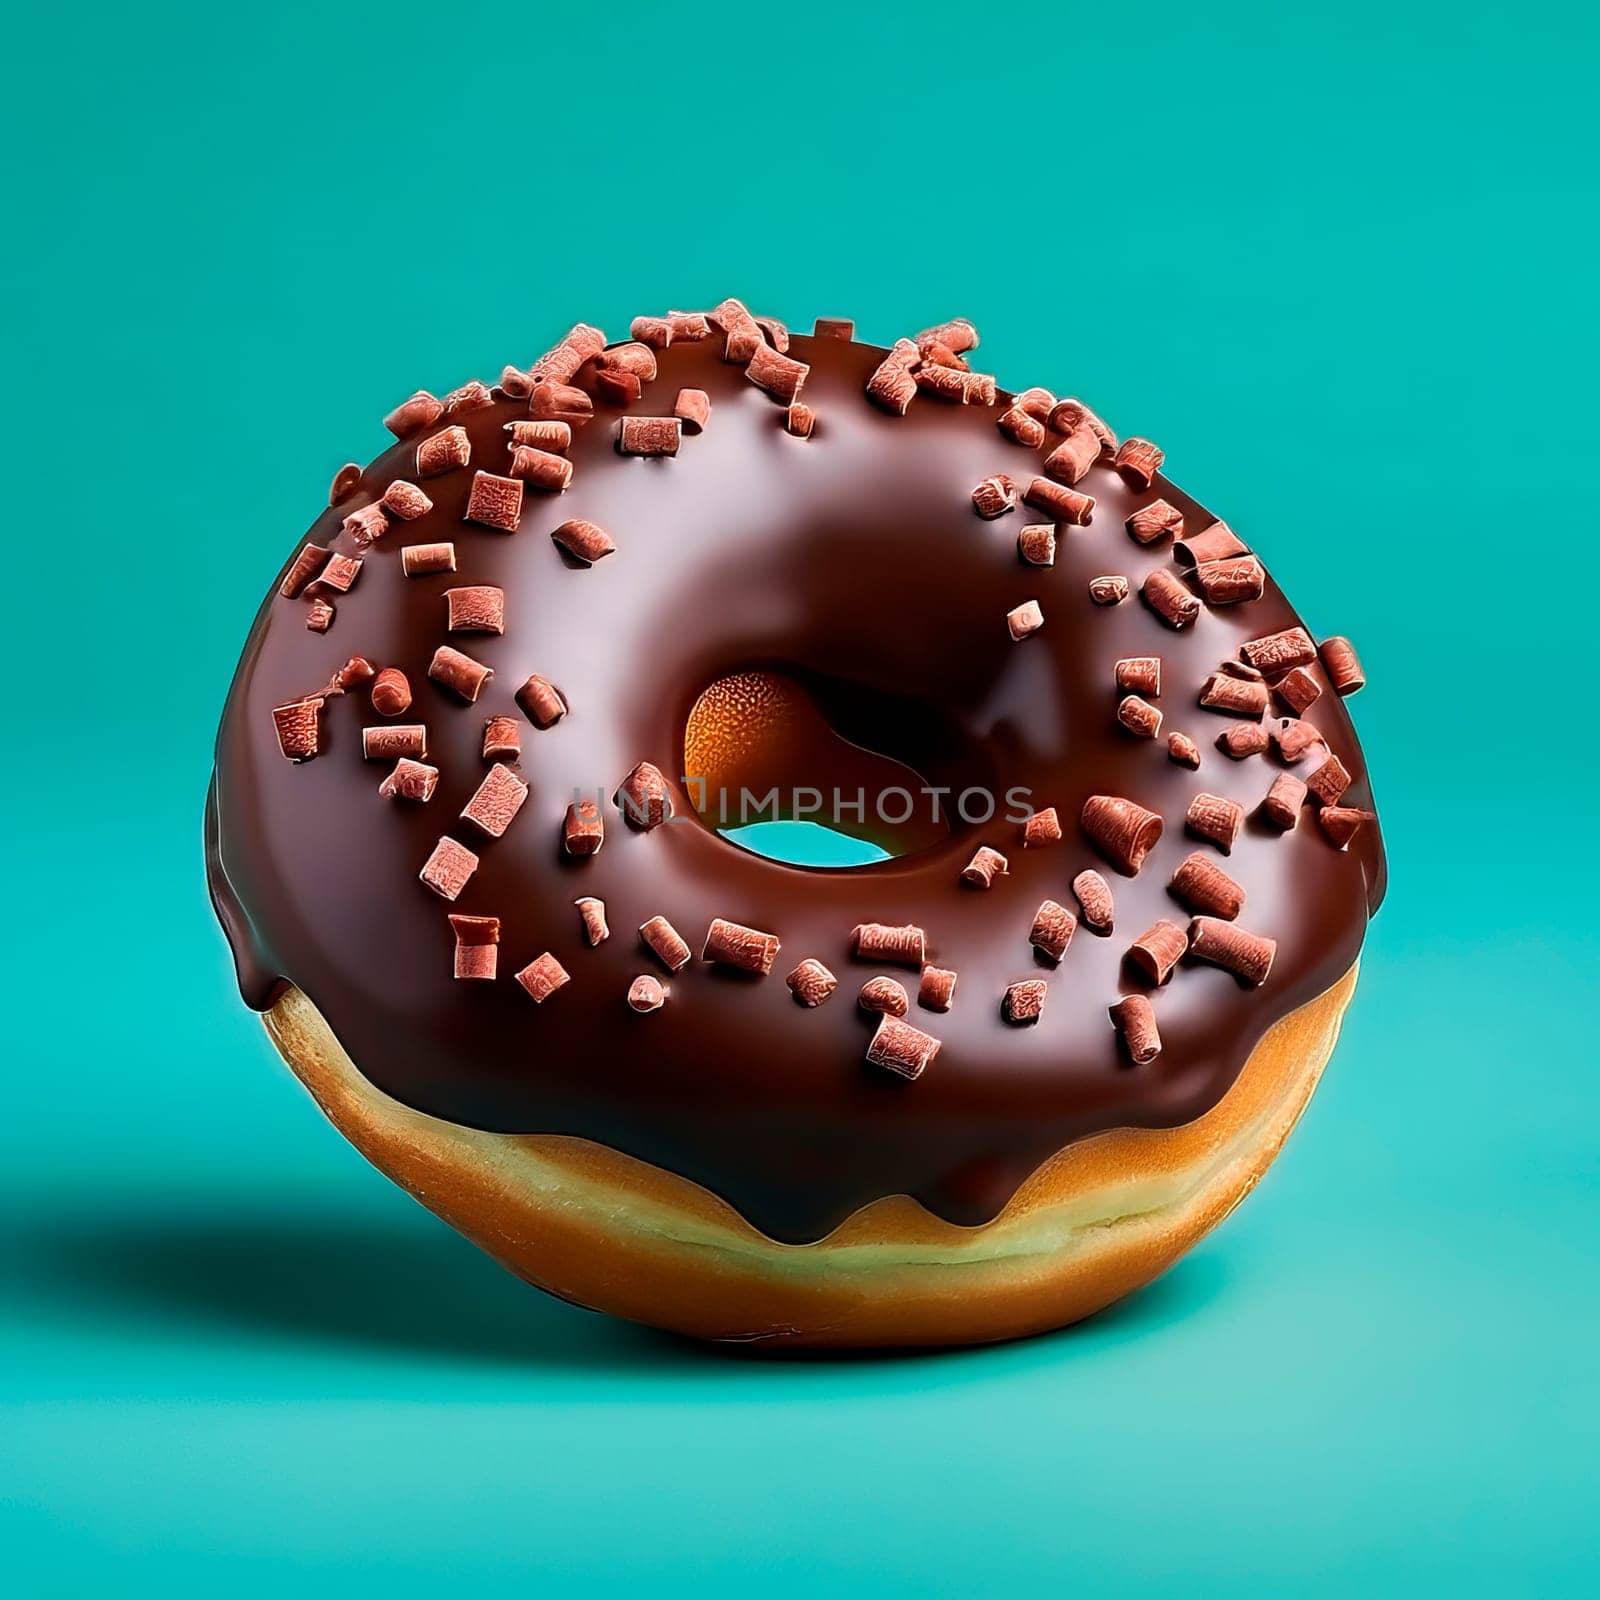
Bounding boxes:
[208,325,1384,1243]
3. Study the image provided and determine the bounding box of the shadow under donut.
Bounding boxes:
[12,1192,1234,1374]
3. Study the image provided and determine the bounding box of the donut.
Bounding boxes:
[208,301,1385,1347]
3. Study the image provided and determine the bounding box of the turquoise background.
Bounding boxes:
[4,1,1597,1592]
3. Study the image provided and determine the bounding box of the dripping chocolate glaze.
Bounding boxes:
[207,329,1384,1244]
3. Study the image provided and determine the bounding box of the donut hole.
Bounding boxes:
[684,668,978,866]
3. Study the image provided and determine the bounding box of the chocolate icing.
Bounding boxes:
[207,326,1384,1244]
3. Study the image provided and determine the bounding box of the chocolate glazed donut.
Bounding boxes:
[208,302,1384,1346]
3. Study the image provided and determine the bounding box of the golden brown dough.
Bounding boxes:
[263,964,1357,1348]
